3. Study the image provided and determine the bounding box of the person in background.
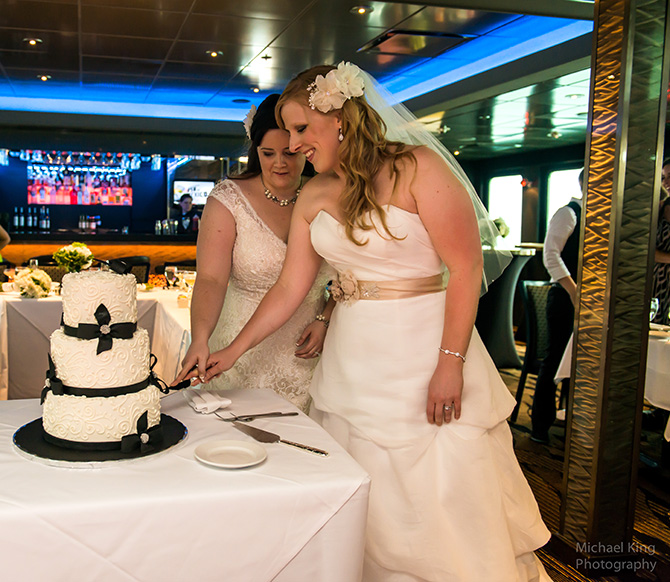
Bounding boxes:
[651,184,670,324]
[531,169,584,444]
[661,158,670,193]
[174,194,201,233]
[181,63,551,581]
[175,94,334,413]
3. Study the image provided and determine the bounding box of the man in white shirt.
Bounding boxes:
[531,170,583,443]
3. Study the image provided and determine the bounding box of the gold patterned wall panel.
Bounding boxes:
[561,0,670,549]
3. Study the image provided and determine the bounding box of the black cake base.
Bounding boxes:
[13,414,187,463]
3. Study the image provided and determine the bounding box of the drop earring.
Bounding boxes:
[338,127,344,142]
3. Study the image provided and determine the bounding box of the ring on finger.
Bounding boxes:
[443,404,453,412]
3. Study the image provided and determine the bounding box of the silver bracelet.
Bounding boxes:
[438,347,466,362]
[315,314,329,328]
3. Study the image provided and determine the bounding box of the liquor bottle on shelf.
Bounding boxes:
[12,207,19,233]
[18,207,25,233]
[25,207,32,233]
[191,214,199,232]
[45,207,50,232]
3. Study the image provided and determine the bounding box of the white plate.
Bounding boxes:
[194,440,267,469]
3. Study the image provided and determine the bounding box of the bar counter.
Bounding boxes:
[2,232,196,273]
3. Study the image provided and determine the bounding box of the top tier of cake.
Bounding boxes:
[61,271,138,326]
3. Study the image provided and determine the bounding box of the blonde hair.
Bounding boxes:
[276,65,415,245]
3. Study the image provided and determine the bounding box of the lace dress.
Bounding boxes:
[206,180,330,412]
[309,206,551,582]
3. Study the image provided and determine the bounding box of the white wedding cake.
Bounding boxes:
[41,270,162,451]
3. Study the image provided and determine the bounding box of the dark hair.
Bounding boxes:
[235,93,313,179]
[663,158,670,169]
[178,193,193,203]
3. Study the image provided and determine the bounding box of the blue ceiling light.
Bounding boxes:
[381,16,594,101]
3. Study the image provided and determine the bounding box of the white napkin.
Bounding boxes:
[183,389,232,414]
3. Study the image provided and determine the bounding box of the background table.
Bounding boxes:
[0,289,191,400]
[0,388,370,582]
[556,329,670,439]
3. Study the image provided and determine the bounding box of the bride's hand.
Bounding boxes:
[294,320,327,359]
[172,340,209,386]
[203,347,238,382]
[426,359,463,425]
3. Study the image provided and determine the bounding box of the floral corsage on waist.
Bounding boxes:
[327,271,378,305]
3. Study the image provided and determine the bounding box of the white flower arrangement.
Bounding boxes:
[14,268,52,298]
[242,104,257,139]
[53,242,94,273]
[308,62,365,113]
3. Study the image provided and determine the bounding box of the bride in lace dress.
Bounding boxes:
[175,94,333,412]
[196,65,552,581]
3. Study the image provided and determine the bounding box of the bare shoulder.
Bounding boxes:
[295,172,343,223]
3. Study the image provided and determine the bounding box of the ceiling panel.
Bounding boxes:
[0,0,607,159]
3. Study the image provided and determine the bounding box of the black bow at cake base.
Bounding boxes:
[62,303,135,354]
[120,411,163,454]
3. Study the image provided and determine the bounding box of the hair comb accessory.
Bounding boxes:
[242,104,257,139]
[307,61,365,113]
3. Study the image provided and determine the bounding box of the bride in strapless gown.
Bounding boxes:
[198,64,552,582]
[309,206,550,581]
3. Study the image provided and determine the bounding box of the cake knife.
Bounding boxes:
[232,422,329,457]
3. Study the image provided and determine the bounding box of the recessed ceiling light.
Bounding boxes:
[351,5,373,15]
[453,150,460,156]
[252,87,260,93]
[547,130,562,139]
[206,50,223,58]
[232,98,250,104]
[38,74,51,81]
[567,93,583,99]
[23,37,43,46]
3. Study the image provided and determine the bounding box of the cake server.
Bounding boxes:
[232,422,329,457]
[215,411,299,422]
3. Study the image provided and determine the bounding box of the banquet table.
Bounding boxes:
[0,288,191,400]
[0,388,370,582]
[556,328,670,439]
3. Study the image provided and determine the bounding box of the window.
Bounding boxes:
[547,168,582,226]
[488,174,523,248]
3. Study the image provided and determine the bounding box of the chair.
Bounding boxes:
[36,264,70,283]
[113,256,151,284]
[510,281,552,423]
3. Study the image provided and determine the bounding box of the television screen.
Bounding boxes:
[173,180,214,206]
[27,164,133,206]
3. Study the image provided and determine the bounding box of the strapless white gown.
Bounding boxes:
[206,180,331,412]
[309,206,552,582]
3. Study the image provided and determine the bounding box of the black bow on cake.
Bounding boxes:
[62,303,136,354]
[41,354,64,403]
[95,258,132,275]
[120,411,163,454]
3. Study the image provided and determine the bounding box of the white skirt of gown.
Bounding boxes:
[309,290,552,582]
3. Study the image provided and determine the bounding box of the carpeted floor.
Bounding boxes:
[500,357,670,582]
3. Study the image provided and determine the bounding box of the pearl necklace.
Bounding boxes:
[262,178,301,207]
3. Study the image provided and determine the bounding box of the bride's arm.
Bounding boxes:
[411,147,483,426]
[203,197,324,381]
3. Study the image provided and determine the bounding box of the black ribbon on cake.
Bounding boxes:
[41,353,192,403]
[95,258,132,275]
[62,303,136,354]
[42,411,164,454]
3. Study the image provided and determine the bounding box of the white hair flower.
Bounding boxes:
[308,62,365,113]
[242,104,257,139]
[335,62,365,99]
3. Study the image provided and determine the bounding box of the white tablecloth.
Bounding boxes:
[0,289,190,400]
[0,388,370,581]
[556,330,670,439]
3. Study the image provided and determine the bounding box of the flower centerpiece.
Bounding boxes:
[52,242,94,273]
[14,268,52,298]
[493,217,510,239]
